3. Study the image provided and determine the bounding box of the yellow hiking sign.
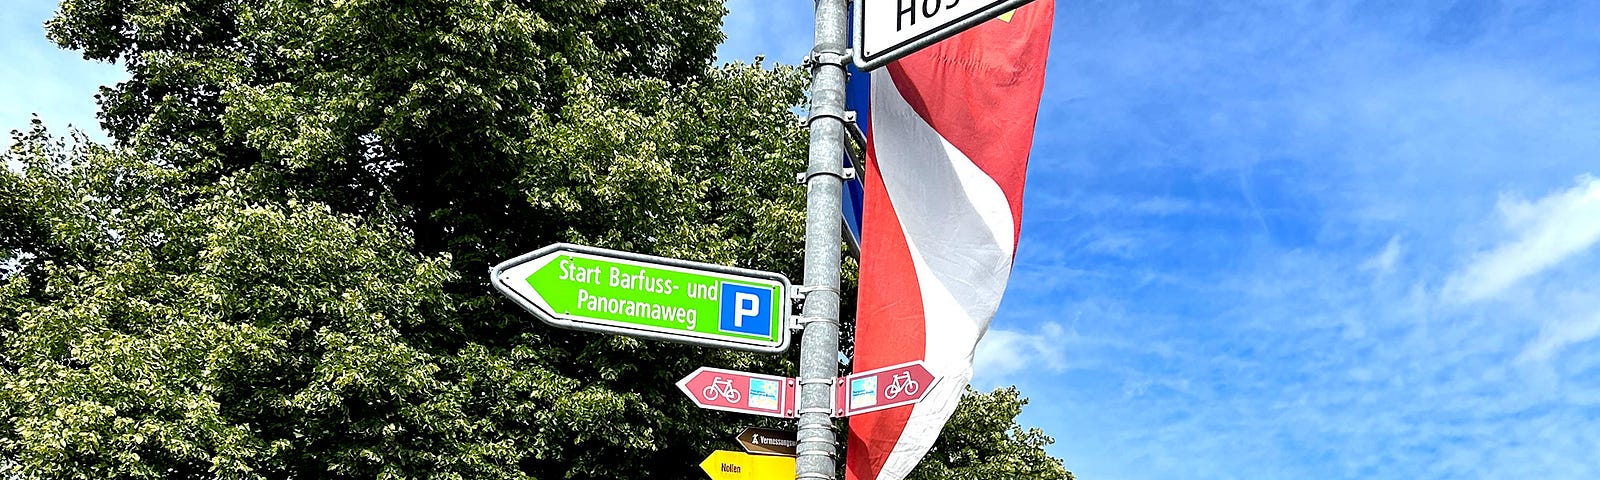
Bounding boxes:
[699,450,796,480]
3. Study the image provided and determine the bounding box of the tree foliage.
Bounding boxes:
[908,387,1074,480]
[2,0,1073,478]
[2,127,462,478]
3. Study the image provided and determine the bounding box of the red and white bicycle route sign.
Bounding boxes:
[676,366,797,418]
[833,360,938,417]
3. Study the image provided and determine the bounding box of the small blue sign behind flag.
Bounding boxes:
[842,62,871,257]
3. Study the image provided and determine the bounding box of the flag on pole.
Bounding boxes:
[845,2,1055,480]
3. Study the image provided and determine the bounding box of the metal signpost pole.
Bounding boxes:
[797,0,850,478]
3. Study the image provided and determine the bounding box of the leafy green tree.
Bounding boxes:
[3,69,809,478]
[1,0,1075,478]
[2,125,460,478]
[907,387,1074,480]
[31,1,809,477]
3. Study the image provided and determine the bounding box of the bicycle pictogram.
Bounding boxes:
[884,371,919,400]
[702,376,742,403]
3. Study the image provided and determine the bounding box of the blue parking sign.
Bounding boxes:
[719,283,773,337]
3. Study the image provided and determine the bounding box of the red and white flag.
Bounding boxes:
[846,3,1055,479]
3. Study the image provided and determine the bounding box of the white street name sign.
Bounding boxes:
[854,0,1036,70]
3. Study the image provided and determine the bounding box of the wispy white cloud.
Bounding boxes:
[973,321,1068,387]
[1362,235,1403,273]
[1519,311,1600,363]
[1128,196,1200,216]
[1442,175,1600,303]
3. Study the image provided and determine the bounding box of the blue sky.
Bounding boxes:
[7,1,1600,478]
[1,2,125,144]
[725,0,1600,478]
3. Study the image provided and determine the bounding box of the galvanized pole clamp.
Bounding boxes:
[803,48,851,69]
[796,168,856,185]
[791,284,842,302]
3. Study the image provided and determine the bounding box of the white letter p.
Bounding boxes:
[734,292,760,327]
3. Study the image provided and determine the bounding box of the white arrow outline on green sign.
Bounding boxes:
[490,243,793,353]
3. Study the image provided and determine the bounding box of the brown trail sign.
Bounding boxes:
[737,427,798,457]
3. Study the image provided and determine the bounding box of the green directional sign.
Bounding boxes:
[490,243,792,353]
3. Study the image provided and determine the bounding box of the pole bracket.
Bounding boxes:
[843,110,867,150]
[796,168,855,185]
[804,105,850,129]
[796,423,841,456]
[803,48,851,69]
[791,284,842,301]
[795,285,841,295]
[793,315,840,330]
[798,376,836,386]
